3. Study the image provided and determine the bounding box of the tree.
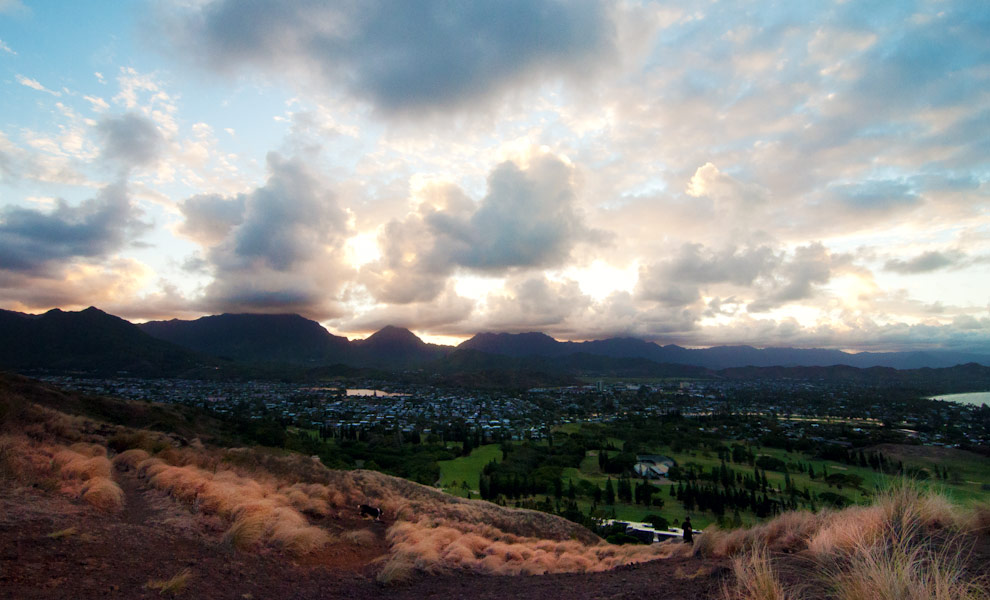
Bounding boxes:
[605,477,616,505]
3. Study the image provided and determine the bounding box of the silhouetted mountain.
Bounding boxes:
[5,306,988,380]
[458,332,990,370]
[351,325,450,368]
[718,363,990,394]
[140,313,350,365]
[0,307,212,377]
[432,348,711,382]
[460,332,568,357]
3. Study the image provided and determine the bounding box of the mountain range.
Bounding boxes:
[1,307,989,381]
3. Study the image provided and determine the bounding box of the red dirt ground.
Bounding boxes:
[0,466,729,600]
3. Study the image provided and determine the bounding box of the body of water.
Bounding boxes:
[346,388,401,397]
[928,391,990,406]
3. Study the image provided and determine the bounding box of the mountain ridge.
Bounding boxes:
[3,307,989,378]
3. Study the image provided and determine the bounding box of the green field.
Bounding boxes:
[437,444,504,497]
[432,433,990,530]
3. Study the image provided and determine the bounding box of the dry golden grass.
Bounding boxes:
[807,506,886,558]
[140,459,332,556]
[723,545,789,600]
[376,554,415,585]
[146,568,192,596]
[112,448,151,470]
[381,515,675,577]
[54,449,112,481]
[826,527,985,600]
[965,504,990,536]
[709,481,988,600]
[80,476,125,512]
[47,527,78,539]
[69,442,106,458]
[342,528,378,546]
[0,434,56,483]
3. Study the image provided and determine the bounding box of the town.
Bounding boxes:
[39,374,990,451]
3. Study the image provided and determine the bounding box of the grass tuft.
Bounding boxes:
[723,545,789,600]
[80,476,125,512]
[376,555,415,586]
[146,568,192,596]
[47,527,78,539]
[112,448,150,470]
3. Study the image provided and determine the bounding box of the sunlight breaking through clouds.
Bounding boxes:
[0,0,988,351]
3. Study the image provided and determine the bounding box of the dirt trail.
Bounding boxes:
[115,468,158,526]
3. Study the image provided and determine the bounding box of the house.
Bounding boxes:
[634,454,674,479]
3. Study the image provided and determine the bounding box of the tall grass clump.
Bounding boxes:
[827,524,985,600]
[146,568,192,596]
[112,448,150,470]
[711,480,988,600]
[80,476,125,512]
[54,448,112,481]
[723,545,789,600]
[138,459,332,556]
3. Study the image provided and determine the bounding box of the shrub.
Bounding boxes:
[55,450,112,480]
[112,448,151,470]
[80,476,125,512]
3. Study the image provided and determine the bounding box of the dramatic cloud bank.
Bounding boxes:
[163,0,616,115]
[0,0,987,351]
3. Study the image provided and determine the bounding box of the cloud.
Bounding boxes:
[16,74,60,96]
[884,250,964,274]
[748,243,834,312]
[482,275,592,332]
[97,112,165,169]
[637,243,780,307]
[182,153,352,319]
[829,180,921,212]
[635,241,837,314]
[333,282,475,334]
[0,39,15,55]
[0,258,153,314]
[362,153,607,303]
[0,182,145,276]
[178,193,246,246]
[686,162,769,208]
[0,0,26,14]
[83,95,110,112]
[162,0,616,115]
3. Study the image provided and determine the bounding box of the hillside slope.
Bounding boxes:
[139,313,351,365]
[0,307,214,377]
[1,375,987,599]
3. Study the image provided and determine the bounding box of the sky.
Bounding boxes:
[0,0,989,351]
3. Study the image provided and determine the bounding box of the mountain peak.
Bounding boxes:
[364,325,424,347]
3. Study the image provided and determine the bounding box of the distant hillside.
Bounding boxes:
[719,362,990,394]
[4,306,989,381]
[140,315,449,369]
[348,325,450,368]
[140,313,350,365]
[0,307,213,377]
[459,332,990,370]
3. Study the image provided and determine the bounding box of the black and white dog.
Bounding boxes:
[359,504,383,520]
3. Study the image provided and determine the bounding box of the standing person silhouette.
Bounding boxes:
[681,516,693,544]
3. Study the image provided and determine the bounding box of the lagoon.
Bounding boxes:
[928,391,990,407]
[347,388,401,397]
